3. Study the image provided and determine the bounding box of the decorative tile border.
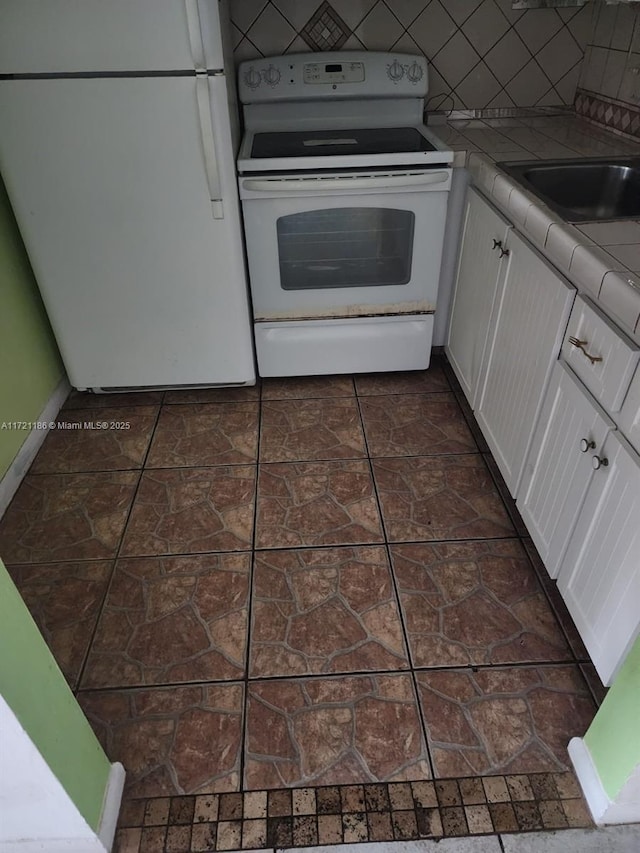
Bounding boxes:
[114,772,592,852]
[575,89,640,141]
[300,1,350,52]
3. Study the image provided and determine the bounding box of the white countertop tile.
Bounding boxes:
[600,271,640,335]
[577,220,640,245]
[605,243,640,273]
[569,244,624,298]
[545,222,583,272]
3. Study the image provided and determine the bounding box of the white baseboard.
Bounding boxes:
[1,838,107,852]
[97,762,126,852]
[0,377,70,517]
[569,737,640,825]
[0,762,125,852]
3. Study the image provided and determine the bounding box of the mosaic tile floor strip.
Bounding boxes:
[113,773,592,852]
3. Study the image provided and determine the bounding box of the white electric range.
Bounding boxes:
[237,51,454,377]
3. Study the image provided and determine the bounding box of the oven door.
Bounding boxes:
[238,169,451,321]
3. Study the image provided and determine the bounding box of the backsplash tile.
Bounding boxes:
[575,2,640,139]
[300,1,350,51]
[229,0,592,109]
[575,89,640,139]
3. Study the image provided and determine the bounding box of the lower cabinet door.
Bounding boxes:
[446,187,510,405]
[558,429,640,685]
[475,232,575,494]
[517,362,613,578]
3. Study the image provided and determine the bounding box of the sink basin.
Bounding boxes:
[497,157,640,222]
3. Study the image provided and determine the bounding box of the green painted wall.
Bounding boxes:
[0,559,111,830]
[585,634,640,799]
[0,174,64,479]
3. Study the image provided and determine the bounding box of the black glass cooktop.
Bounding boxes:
[251,127,437,158]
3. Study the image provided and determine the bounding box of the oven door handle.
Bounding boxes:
[241,172,450,193]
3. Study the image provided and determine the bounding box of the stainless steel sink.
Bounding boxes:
[497,157,640,222]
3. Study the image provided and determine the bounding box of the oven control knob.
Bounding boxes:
[244,67,262,89]
[407,61,424,84]
[387,59,405,82]
[264,64,281,87]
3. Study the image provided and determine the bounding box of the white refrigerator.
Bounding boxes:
[0,0,255,390]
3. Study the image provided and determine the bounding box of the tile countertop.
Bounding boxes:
[430,114,640,344]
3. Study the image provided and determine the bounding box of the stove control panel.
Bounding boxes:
[303,61,365,85]
[238,51,429,103]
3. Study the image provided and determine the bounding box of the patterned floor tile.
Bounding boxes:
[7,560,113,688]
[360,393,476,457]
[373,455,514,542]
[416,665,596,777]
[255,461,383,549]
[0,471,139,563]
[80,682,244,798]
[81,553,250,689]
[250,546,408,677]
[121,467,256,556]
[146,403,259,468]
[62,390,164,411]
[261,376,355,400]
[391,540,571,667]
[245,674,431,789]
[31,407,157,474]
[354,366,450,396]
[163,386,260,404]
[260,398,366,463]
[522,538,590,662]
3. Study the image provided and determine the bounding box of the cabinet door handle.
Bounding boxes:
[492,239,502,251]
[592,455,609,470]
[499,246,510,258]
[580,438,596,453]
[568,336,603,364]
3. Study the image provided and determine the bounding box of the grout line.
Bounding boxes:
[75,653,587,696]
[239,382,264,793]
[354,387,437,781]
[74,402,163,692]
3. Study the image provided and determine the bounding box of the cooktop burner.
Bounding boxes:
[250,127,437,159]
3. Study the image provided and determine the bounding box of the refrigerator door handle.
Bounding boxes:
[195,74,224,219]
[185,0,206,72]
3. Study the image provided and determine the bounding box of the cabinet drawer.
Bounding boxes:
[561,295,640,412]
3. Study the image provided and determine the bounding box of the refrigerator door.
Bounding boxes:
[0,76,254,389]
[0,0,224,74]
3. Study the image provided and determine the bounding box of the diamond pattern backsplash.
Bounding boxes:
[229,0,594,110]
[300,1,351,51]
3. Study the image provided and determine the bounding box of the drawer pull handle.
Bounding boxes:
[492,239,502,251]
[592,455,609,470]
[499,246,510,258]
[580,438,596,453]
[568,336,603,364]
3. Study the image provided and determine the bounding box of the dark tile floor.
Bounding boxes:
[1,356,603,847]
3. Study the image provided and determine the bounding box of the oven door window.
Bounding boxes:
[276,207,415,291]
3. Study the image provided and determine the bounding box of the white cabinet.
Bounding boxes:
[616,362,640,454]
[518,362,614,579]
[446,187,511,405]
[447,181,640,686]
[558,429,640,685]
[475,231,575,494]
